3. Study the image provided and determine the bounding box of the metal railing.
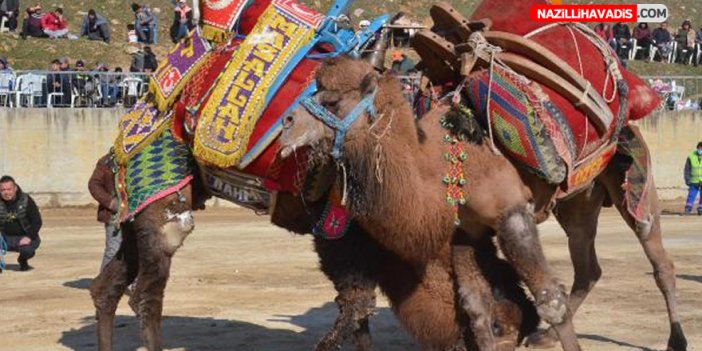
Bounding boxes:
[641,75,702,111]
[0,71,150,108]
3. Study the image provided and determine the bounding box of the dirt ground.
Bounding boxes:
[1,205,700,351]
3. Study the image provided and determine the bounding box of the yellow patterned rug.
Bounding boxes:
[193,0,321,168]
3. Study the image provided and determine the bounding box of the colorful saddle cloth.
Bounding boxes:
[112,0,388,220]
[116,128,194,222]
[193,0,325,169]
[462,0,661,195]
[150,30,212,112]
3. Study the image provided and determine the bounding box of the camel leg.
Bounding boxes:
[526,184,606,349]
[495,205,581,351]
[90,224,139,351]
[598,163,687,351]
[452,240,498,351]
[129,198,195,351]
[313,228,379,351]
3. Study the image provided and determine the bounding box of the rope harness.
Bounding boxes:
[300,87,378,160]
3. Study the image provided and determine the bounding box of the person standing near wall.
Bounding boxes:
[88,153,120,270]
[683,141,702,215]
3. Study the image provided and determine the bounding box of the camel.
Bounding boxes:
[279,56,687,351]
[90,176,540,351]
[280,56,581,351]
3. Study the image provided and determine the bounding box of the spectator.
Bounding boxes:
[652,22,673,60]
[132,3,156,44]
[674,20,695,64]
[170,0,194,43]
[80,9,110,43]
[684,141,702,215]
[20,5,47,39]
[72,59,97,106]
[612,22,632,60]
[0,0,20,32]
[143,45,158,72]
[127,23,138,43]
[390,50,415,74]
[633,23,652,59]
[594,23,616,50]
[88,153,121,270]
[46,58,71,107]
[59,56,70,71]
[0,175,43,272]
[128,44,145,72]
[41,7,68,39]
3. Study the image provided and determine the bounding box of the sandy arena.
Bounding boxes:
[1,206,700,351]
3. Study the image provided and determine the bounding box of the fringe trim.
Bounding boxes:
[202,25,230,43]
[113,116,173,166]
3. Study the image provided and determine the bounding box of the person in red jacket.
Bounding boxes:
[41,7,68,39]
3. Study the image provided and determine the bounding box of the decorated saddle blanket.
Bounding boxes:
[116,128,194,222]
[470,0,660,157]
[458,0,661,194]
[192,0,326,169]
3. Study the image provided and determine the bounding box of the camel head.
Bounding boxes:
[280,56,387,162]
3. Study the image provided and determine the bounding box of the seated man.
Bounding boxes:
[612,22,632,60]
[0,176,42,272]
[80,9,110,43]
[0,0,20,32]
[20,5,48,39]
[652,22,673,60]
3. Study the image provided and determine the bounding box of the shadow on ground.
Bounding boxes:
[64,278,93,290]
[579,334,657,351]
[59,302,416,351]
[677,274,702,284]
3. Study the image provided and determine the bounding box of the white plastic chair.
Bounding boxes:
[121,77,144,106]
[629,38,642,60]
[15,73,46,107]
[0,16,9,33]
[0,71,15,107]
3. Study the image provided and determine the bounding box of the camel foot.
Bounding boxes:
[535,288,567,325]
[667,322,687,351]
[524,329,557,349]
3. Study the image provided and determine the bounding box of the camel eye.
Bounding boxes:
[321,91,342,111]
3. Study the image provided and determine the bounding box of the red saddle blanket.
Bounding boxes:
[470,0,660,162]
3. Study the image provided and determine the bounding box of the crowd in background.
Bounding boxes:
[594,20,702,66]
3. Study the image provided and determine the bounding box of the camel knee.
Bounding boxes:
[500,205,537,245]
[535,284,568,326]
[159,210,194,255]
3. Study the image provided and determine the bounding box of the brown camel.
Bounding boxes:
[279,56,687,351]
[90,177,539,351]
[280,57,581,351]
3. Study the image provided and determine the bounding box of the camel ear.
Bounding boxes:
[360,71,380,95]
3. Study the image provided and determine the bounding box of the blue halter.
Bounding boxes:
[300,89,378,160]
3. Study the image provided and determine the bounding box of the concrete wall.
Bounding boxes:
[0,108,698,206]
[633,111,702,201]
[0,108,122,207]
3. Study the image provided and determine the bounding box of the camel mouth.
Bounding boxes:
[279,145,296,159]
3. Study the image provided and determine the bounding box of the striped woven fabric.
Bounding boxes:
[467,66,568,184]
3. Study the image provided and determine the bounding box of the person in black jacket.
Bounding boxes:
[143,45,158,73]
[0,175,42,272]
[612,22,632,60]
[0,0,20,32]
